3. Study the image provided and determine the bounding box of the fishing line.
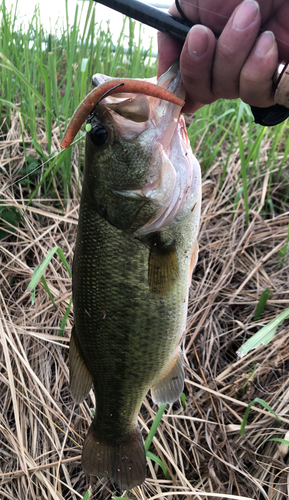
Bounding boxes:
[176,0,232,20]
[3,84,125,194]
[1,132,86,194]
[94,82,125,107]
[87,82,125,122]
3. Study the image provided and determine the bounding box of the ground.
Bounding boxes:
[1,111,289,500]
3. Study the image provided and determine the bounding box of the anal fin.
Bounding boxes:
[69,326,93,403]
[82,421,146,490]
[151,350,185,405]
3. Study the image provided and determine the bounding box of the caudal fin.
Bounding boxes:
[82,422,146,490]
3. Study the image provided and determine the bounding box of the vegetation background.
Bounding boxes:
[1,1,289,499]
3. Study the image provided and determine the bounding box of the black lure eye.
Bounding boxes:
[89,125,108,146]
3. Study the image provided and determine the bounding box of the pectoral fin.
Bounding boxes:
[69,326,93,404]
[148,236,179,295]
[151,350,185,405]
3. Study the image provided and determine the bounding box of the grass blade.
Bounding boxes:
[240,398,281,436]
[237,365,258,399]
[146,450,171,480]
[38,59,52,154]
[253,288,270,321]
[268,438,289,445]
[237,307,289,358]
[58,297,72,337]
[82,489,91,500]
[237,126,249,226]
[40,276,57,309]
[0,52,54,117]
[27,245,72,294]
[144,404,167,453]
[180,392,186,411]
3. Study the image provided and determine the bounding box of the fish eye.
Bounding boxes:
[89,125,108,146]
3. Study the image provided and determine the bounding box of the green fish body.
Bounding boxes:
[69,66,201,489]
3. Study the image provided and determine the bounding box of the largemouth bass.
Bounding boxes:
[61,64,201,490]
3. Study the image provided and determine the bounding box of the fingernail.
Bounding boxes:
[188,25,209,59]
[232,0,260,31]
[254,31,275,57]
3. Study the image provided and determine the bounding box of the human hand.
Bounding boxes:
[158,0,289,112]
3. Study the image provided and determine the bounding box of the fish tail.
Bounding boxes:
[82,421,146,490]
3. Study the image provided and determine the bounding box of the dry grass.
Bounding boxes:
[1,112,289,500]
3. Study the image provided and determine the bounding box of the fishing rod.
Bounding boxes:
[93,0,289,126]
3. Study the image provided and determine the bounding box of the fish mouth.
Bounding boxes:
[95,64,197,236]
[138,112,193,235]
[136,65,199,235]
[61,64,199,235]
[60,70,184,149]
[93,63,185,146]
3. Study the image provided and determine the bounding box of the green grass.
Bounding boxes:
[1,0,288,214]
[237,307,289,358]
[240,398,281,436]
[188,99,289,224]
[0,0,157,198]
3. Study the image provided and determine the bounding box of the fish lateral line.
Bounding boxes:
[60,78,185,149]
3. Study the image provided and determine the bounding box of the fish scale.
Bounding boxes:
[73,200,189,391]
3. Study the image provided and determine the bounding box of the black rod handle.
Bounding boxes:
[94,0,192,40]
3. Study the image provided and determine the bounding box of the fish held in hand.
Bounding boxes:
[63,64,201,490]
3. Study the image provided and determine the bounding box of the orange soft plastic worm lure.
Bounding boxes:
[61,78,185,149]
